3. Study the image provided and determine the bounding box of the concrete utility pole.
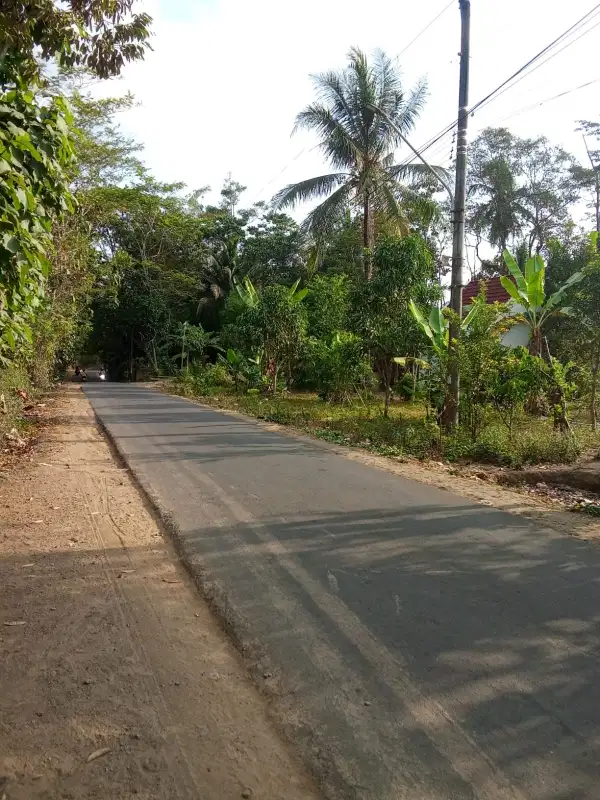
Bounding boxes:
[443,0,471,430]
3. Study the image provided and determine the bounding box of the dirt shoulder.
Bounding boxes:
[0,386,320,800]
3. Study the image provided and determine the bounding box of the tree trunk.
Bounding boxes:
[550,385,571,434]
[591,347,600,431]
[129,332,134,383]
[363,192,374,280]
[271,363,278,394]
[529,326,542,358]
[384,380,392,418]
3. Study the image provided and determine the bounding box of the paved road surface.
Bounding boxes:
[85,384,600,800]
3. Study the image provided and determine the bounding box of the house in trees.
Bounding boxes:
[462,276,530,348]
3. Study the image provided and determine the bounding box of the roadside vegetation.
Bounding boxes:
[1,5,600,473]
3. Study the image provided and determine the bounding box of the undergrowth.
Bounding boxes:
[0,366,35,439]
[171,376,592,468]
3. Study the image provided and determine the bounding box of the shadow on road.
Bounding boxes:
[84,382,600,799]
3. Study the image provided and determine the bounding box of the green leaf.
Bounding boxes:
[524,255,543,282]
[39,255,50,279]
[4,329,15,350]
[462,303,480,330]
[546,271,584,311]
[15,188,28,208]
[393,356,430,369]
[500,275,523,305]
[502,249,528,299]
[409,299,434,341]
[3,235,20,254]
[428,307,444,337]
[527,265,545,309]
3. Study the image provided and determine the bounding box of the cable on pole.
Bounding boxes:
[396,2,600,169]
[398,0,455,58]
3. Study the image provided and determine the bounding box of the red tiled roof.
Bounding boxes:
[462,275,513,305]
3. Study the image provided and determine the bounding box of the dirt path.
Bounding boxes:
[0,386,320,800]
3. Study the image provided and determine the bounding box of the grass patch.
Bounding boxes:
[171,379,599,468]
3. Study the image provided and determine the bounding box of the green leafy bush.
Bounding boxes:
[0,365,35,438]
[470,425,581,466]
[304,332,373,402]
[174,363,233,396]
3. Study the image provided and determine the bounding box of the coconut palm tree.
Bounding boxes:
[273,47,433,279]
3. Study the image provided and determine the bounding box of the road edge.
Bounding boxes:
[90,392,350,800]
[155,387,600,542]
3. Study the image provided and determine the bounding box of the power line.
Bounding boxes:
[398,2,600,169]
[469,3,600,118]
[474,14,600,113]
[398,0,455,58]
[249,146,312,203]
[488,78,600,127]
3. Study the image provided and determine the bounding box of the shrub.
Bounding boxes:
[304,332,374,402]
[174,363,233,396]
[470,424,582,467]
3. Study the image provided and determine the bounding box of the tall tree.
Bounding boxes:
[273,47,431,279]
[0,0,151,84]
[467,128,580,265]
[574,120,600,243]
[351,234,437,415]
[0,1,152,366]
[467,128,526,255]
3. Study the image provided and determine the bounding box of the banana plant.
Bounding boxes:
[405,299,481,358]
[500,249,583,356]
[221,347,245,391]
[235,276,260,308]
[287,278,309,304]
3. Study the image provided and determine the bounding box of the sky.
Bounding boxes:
[98,0,600,215]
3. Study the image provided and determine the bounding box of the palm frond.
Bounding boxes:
[388,162,451,187]
[272,173,349,210]
[375,179,410,235]
[301,182,353,238]
[397,184,442,229]
[311,70,362,143]
[294,105,362,170]
[399,77,428,134]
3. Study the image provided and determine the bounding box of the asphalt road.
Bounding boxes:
[85,384,600,800]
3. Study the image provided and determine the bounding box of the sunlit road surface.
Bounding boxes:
[86,383,600,800]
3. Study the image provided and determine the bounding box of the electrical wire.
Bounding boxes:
[469,3,600,118]
[249,146,312,203]
[398,0,455,58]
[486,78,600,127]
[397,2,600,169]
[253,2,455,204]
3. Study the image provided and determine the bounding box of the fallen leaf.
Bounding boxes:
[22,563,34,568]
[86,747,111,763]
[4,621,26,626]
